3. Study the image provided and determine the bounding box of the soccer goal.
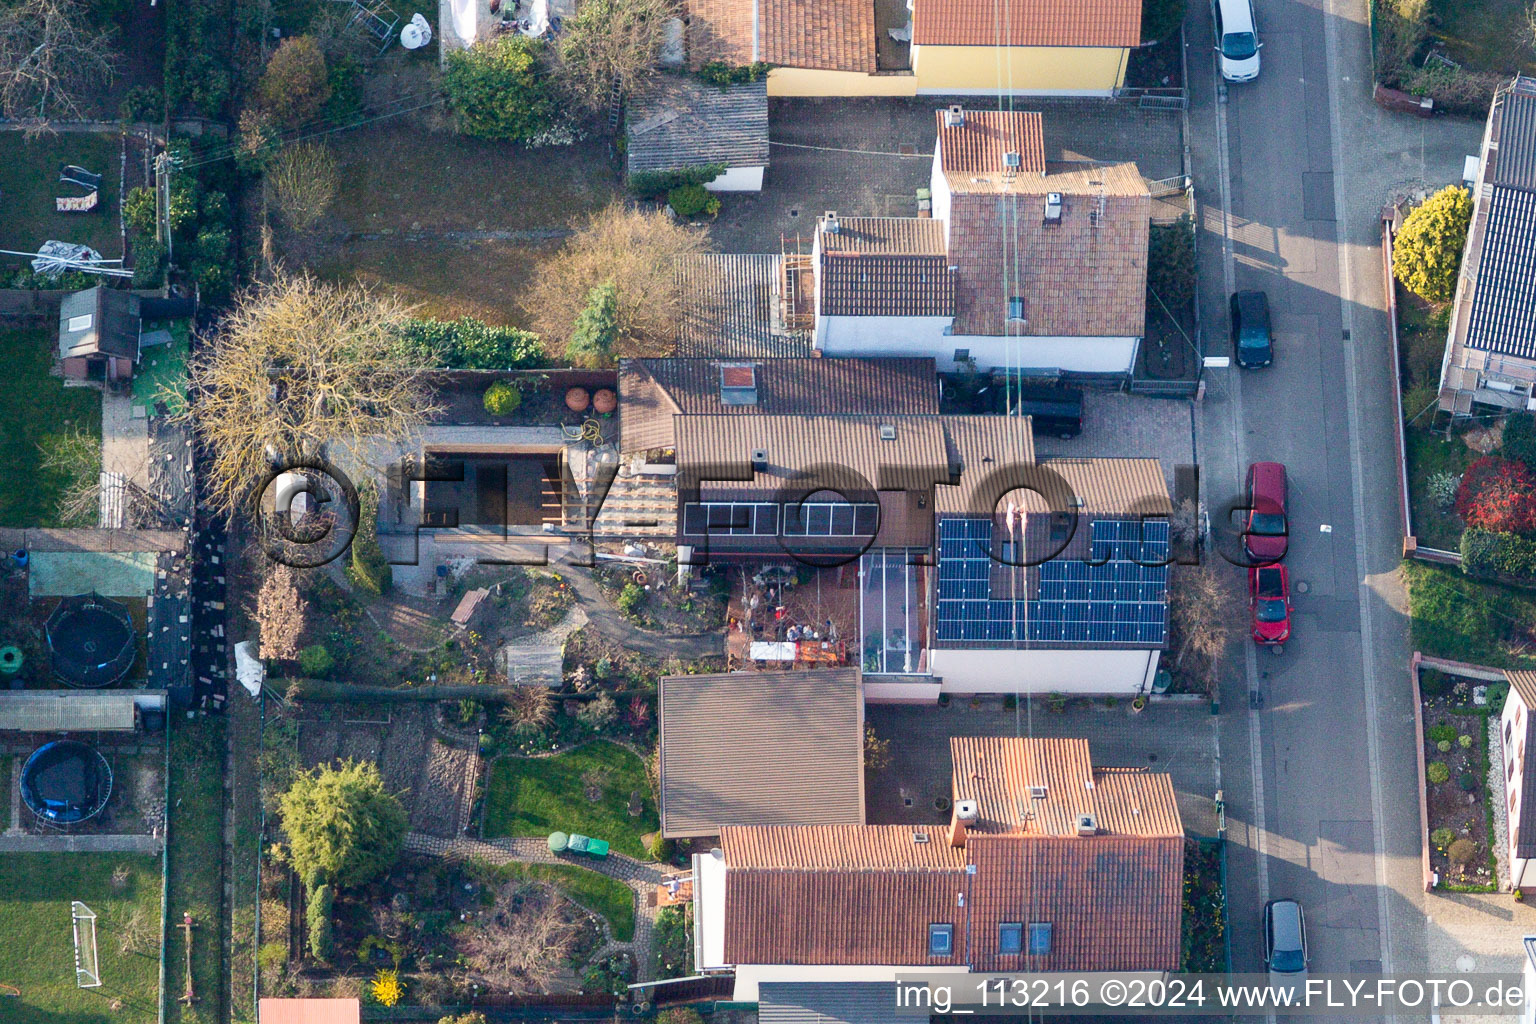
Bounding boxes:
[71,902,101,989]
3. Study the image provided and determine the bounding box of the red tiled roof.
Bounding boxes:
[935,110,1046,178]
[913,0,1142,48]
[722,824,967,869]
[685,0,875,72]
[818,254,957,316]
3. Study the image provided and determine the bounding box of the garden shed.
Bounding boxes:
[626,78,769,192]
[58,286,142,381]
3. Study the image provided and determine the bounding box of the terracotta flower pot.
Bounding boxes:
[593,388,617,415]
[566,387,591,413]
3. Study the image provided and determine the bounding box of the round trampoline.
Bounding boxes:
[20,741,113,825]
[46,593,135,688]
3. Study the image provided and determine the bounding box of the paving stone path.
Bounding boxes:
[402,832,666,980]
[0,834,162,853]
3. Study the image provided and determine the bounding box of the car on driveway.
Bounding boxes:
[1264,898,1308,989]
[1231,290,1273,367]
[1243,461,1289,563]
[1249,564,1292,644]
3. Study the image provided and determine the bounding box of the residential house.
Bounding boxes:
[626,77,769,192]
[683,0,1141,96]
[811,109,1151,377]
[618,359,1172,694]
[59,287,142,381]
[658,667,864,838]
[1438,76,1536,417]
[693,736,1184,1001]
[1502,670,1536,889]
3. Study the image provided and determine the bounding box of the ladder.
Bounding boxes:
[330,0,399,53]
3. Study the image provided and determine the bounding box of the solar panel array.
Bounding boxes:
[933,518,1168,647]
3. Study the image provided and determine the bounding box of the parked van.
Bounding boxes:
[1213,0,1261,82]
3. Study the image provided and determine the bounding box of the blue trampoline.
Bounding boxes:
[20,741,112,825]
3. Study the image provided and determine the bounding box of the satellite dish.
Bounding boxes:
[400,12,433,49]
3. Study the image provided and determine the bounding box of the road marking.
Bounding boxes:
[1322,0,1398,997]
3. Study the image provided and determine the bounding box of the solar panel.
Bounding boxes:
[934,516,1168,647]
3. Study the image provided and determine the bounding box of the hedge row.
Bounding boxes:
[395,317,548,371]
[1460,528,1536,584]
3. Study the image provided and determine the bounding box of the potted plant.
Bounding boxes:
[1131,696,1147,713]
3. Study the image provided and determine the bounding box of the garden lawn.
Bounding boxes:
[0,133,122,257]
[165,716,225,1024]
[1428,0,1536,76]
[0,329,103,527]
[1403,560,1536,667]
[132,321,190,417]
[482,741,656,859]
[487,860,635,941]
[0,854,162,1024]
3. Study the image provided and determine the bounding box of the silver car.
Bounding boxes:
[1264,898,1308,992]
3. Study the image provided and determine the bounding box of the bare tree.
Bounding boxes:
[269,143,339,232]
[500,686,554,736]
[0,0,117,132]
[522,203,709,358]
[1167,563,1236,694]
[258,564,308,660]
[460,886,575,993]
[179,274,442,519]
[557,0,680,108]
[37,424,101,527]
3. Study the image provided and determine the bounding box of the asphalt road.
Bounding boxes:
[1187,0,1481,1004]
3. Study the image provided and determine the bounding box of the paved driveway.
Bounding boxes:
[711,98,1186,252]
[866,698,1220,837]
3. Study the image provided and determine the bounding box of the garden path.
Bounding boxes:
[561,569,722,661]
[402,831,665,981]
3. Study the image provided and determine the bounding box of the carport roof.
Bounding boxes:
[626,78,769,175]
[685,0,875,72]
[659,668,864,836]
[1464,184,1536,360]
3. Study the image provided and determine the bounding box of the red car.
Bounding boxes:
[1250,564,1292,644]
[1243,461,1289,564]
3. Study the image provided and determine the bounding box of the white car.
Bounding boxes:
[1213,0,1262,82]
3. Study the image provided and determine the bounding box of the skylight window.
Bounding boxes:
[928,923,954,956]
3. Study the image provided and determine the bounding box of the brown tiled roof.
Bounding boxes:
[819,254,956,316]
[722,824,966,869]
[934,111,1046,179]
[1011,457,1172,516]
[933,416,1039,515]
[947,167,1149,337]
[660,669,864,837]
[619,358,939,453]
[913,0,1142,48]
[820,217,948,255]
[965,834,1184,972]
[724,868,968,966]
[676,414,956,496]
[717,738,1183,970]
[685,0,875,72]
[950,737,1183,836]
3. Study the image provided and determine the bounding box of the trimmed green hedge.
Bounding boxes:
[396,317,547,370]
[1461,528,1536,584]
[307,882,334,961]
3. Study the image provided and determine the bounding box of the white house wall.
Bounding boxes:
[927,648,1159,694]
[706,166,765,193]
[814,318,1139,374]
[1507,693,1530,886]
[731,963,971,1003]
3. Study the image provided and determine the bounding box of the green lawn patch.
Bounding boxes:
[482,741,656,859]
[483,860,635,941]
[0,854,162,1024]
[1403,560,1536,667]
[0,328,102,527]
[0,133,122,259]
[132,321,190,417]
[165,716,225,1024]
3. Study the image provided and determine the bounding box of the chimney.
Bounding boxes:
[950,799,979,847]
[751,448,769,472]
[1044,192,1063,224]
[944,104,965,128]
[1075,813,1098,837]
[823,210,840,234]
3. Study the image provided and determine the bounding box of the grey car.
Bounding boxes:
[1264,898,1308,991]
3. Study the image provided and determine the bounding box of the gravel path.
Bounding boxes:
[1489,713,1511,892]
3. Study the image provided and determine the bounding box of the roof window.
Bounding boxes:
[999,923,1023,955]
[719,363,758,405]
[928,923,954,956]
[1028,922,1052,955]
